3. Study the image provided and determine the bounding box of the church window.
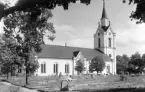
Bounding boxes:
[98,33,100,36]
[109,32,111,35]
[107,65,110,73]
[65,63,69,73]
[41,63,46,73]
[98,38,101,47]
[18,66,22,73]
[18,68,22,73]
[54,63,58,73]
[108,38,111,47]
[109,54,111,57]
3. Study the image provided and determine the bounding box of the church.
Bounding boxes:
[35,1,116,76]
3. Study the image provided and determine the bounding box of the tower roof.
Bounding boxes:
[101,0,108,19]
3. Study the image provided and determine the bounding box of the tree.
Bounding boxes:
[142,53,145,60]
[0,34,21,78]
[0,0,91,20]
[128,52,145,74]
[130,52,141,61]
[116,54,130,74]
[116,55,124,74]
[3,8,55,85]
[26,53,39,76]
[75,59,86,76]
[127,64,136,74]
[0,46,14,79]
[89,56,105,74]
[123,0,145,23]
[141,53,145,73]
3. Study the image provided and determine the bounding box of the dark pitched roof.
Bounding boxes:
[36,44,111,61]
[102,26,110,32]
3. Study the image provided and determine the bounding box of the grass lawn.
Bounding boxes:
[1,74,145,92]
[6,75,61,91]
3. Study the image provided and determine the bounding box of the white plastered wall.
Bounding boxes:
[36,58,73,76]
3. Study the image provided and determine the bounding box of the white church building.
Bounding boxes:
[35,1,116,76]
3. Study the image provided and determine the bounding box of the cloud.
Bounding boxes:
[66,28,96,48]
[54,24,79,39]
[44,24,95,48]
[54,24,74,32]
[1,0,18,6]
[68,38,93,48]
[116,22,145,56]
[44,24,80,45]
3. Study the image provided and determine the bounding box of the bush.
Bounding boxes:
[120,75,127,81]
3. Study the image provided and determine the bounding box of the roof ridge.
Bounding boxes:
[37,44,111,61]
[43,44,94,50]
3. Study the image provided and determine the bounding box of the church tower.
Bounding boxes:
[94,0,116,75]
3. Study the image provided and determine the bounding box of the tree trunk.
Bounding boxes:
[60,81,63,89]
[25,55,29,85]
[79,72,81,76]
[10,65,12,76]
[78,71,81,77]
[25,60,28,85]
[7,72,9,79]
[26,69,28,85]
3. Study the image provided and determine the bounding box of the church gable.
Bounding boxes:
[73,51,86,62]
[101,25,110,32]
[103,27,112,35]
[74,51,84,61]
[94,25,104,36]
[103,26,115,35]
[95,24,113,36]
[109,26,115,35]
[98,26,105,35]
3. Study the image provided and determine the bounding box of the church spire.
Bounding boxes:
[100,0,110,31]
[101,0,108,19]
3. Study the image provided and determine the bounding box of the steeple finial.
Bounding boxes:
[103,0,105,4]
[101,0,108,19]
[65,42,67,47]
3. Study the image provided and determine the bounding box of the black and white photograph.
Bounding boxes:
[0,0,145,92]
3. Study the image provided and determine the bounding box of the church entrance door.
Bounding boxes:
[107,65,110,74]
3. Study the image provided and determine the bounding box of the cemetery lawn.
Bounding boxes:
[1,74,145,92]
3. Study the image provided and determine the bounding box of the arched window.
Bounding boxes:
[65,63,69,73]
[41,63,46,73]
[53,63,58,74]
[18,66,22,73]
[107,65,110,73]
[108,38,111,47]
[109,54,112,57]
[98,33,100,36]
[98,38,101,47]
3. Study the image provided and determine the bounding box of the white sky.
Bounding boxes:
[1,0,18,6]
[0,0,145,57]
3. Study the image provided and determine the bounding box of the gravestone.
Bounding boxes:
[60,81,69,91]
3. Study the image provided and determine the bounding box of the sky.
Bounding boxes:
[1,0,145,57]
